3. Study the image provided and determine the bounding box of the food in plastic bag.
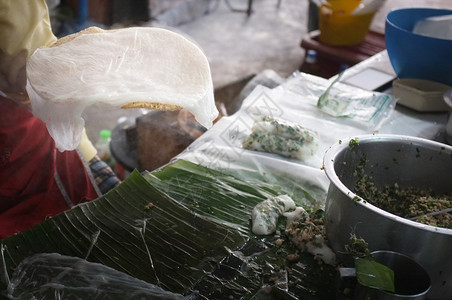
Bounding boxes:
[243,116,319,161]
[26,26,218,151]
[317,73,396,130]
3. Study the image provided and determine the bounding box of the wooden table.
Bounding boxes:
[300,29,386,78]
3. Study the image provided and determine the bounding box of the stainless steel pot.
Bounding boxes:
[444,89,452,145]
[323,134,452,300]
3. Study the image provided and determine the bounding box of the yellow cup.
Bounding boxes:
[318,2,376,46]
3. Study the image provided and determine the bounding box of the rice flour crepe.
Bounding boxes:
[26,26,218,151]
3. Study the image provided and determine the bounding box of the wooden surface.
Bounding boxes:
[300,30,386,78]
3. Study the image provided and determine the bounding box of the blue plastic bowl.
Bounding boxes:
[385,8,452,86]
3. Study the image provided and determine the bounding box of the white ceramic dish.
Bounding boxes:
[392,78,451,112]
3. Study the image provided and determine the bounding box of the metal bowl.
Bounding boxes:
[323,134,452,299]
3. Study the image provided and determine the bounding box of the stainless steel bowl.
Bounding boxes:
[323,134,452,300]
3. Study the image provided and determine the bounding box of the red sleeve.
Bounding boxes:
[0,96,99,238]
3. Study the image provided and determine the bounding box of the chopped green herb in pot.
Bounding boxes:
[354,176,452,229]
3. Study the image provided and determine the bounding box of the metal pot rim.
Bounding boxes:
[323,134,452,235]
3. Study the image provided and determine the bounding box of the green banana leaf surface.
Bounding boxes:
[1,160,336,299]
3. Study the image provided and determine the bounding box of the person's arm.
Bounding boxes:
[88,155,121,194]
[80,127,121,194]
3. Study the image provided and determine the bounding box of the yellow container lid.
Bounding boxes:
[325,0,362,14]
[318,1,376,46]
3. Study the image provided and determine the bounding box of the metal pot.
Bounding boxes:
[444,88,452,145]
[323,134,452,300]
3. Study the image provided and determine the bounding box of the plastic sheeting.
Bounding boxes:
[177,72,447,207]
[6,253,189,299]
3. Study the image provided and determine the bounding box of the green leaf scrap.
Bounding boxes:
[355,257,395,293]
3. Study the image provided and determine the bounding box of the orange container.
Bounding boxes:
[318,1,376,46]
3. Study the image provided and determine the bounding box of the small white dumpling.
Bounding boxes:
[251,195,296,235]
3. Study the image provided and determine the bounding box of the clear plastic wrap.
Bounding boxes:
[179,80,381,170]
[175,72,399,209]
[26,27,218,151]
[6,253,189,299]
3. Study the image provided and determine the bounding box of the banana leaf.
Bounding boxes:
[1,160,336,299]
[147,160,322,233]
[146,160,336,299]
[146,160,279,233]
[0,169,245,296]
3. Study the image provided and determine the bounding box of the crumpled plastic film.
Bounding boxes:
[7,253,187,299]
[176,82,372,208]
[174,73,399,206]
[26,27,218,151]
